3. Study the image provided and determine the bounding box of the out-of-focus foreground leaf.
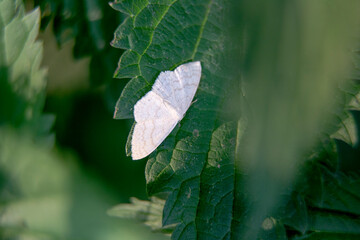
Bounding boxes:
[0,1,168,239]
[232,1,360,238]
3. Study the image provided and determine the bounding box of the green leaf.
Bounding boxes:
[307,210,360,234]
[141,122,237,239]
[111,1,230,237]
[279,189,360,237]
[301,165,360,215]
[286,207,360,239]
[279,194,309,235]
[111,0,223,119]
[192,122,237,239]
[334,110,360,172]
[330,84,360,146]
[0,0,47,128]
[108,196,173,233]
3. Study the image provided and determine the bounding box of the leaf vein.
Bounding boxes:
[190,0,214,60]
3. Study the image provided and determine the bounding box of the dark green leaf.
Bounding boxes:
[303,165,360,215]
[111,2,230,238]
[307,210,360,234]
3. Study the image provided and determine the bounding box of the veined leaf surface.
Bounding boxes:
[111,1,233,238]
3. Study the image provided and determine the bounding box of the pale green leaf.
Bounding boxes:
[108,196,170,233]
[0,0,46,127]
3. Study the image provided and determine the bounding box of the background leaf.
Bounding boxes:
[33,0,122,95]
[108,196,170,233]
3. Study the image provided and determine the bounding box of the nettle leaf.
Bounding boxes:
[156,122,237,239]
[327,82,360,145]
[111,0,224,119]
[111,1,232,238]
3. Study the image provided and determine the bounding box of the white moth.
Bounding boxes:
[131,61,202,160]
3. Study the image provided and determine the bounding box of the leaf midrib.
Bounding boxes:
[191,0,213,60]
[133,0,214,88]
[134,1,178,82]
